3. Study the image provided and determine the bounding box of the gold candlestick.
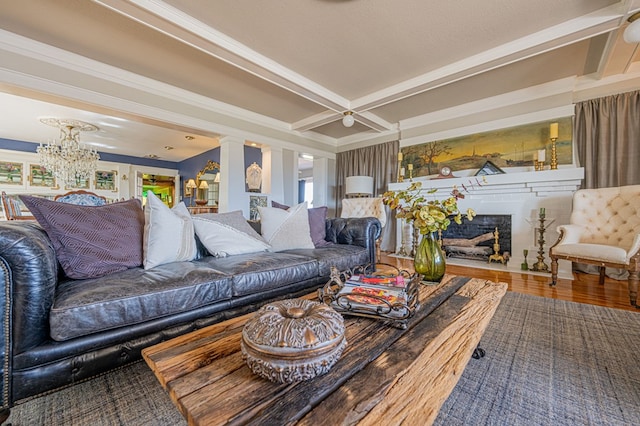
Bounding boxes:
[407,163,413,181]
[549,122,558,170]
[531,209,549,272]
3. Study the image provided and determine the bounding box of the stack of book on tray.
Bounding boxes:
[336,273,408,317]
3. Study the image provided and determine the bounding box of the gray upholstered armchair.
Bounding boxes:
[549,185,640,307]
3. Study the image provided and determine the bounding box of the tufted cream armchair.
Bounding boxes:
[549,185,640,307]
[341,197,387,260]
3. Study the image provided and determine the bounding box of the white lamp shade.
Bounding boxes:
[186,179,197,189]
[624,16,640,43]
[214,173,220,183]
[345,176,373,195]
[342,113,355,127]
[199,180,209,189]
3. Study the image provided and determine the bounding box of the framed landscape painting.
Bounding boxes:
[400,117,573,177]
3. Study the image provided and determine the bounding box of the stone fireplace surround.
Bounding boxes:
[388,167,584,279]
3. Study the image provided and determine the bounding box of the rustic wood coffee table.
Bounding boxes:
[142,275,507,425]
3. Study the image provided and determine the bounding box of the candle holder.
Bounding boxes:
[534,160,545,171]
[521,249,529,271]
[550,137,558,170]
[396,219,410,257]
[488,227,507,264]
[531,210,550,272]
[396,153,403,182]
[407,164,414,182]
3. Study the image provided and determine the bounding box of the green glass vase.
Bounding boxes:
[414,232,446,283]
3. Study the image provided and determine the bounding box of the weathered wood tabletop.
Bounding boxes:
[142,274,507,426]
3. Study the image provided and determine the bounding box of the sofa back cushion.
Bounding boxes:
[20,196,145,279]
[143,192,197,269]
[271,201,330,247]
[259,202,314,251]
[570,185,640,250]
[192,210,271,257]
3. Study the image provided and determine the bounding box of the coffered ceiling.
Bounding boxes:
[0,0,639,162]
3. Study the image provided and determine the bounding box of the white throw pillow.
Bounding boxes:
[143,192,197,269]
[258,202,315,252]
[192,211,271,257]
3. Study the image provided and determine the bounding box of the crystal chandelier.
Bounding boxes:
[38,118,100,187]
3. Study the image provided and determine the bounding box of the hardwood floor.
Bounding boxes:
[380,253,637,312]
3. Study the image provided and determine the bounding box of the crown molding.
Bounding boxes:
[400,105,574,148]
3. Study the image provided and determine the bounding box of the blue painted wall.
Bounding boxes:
[1,138,265,199]
[0,138,178,169]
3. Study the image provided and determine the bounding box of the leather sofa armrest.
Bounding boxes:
[0,222,58,355]
[325,217,382,263]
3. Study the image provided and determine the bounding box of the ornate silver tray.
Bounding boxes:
[318,263,421,329]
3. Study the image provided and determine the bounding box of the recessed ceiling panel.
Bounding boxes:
[165,0,619,98]
[370,41,592,123]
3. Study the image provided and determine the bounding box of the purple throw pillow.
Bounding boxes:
[271,201,330,247]
[20,196,145,279]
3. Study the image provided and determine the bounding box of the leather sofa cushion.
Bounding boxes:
[282,245,369,277]
[200,252,319,297]
[50,261,232,341]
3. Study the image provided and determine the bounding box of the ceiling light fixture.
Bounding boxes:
[624,10,640,43]
[342,111,355,128]
[37,118,100,186]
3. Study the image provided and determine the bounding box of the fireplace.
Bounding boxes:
[388,167,584,277]
[441,215,511,263]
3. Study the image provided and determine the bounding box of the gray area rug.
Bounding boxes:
[6,292,640,425]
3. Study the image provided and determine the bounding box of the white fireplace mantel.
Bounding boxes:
[388,167,584,278]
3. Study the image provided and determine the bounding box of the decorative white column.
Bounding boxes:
[218,136,246,215]
[282,149,297,206]
[312,157,335,215]
[261,146,284,202]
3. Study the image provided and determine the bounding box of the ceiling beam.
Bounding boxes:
[93,0,350,112]
[291,111,341,132]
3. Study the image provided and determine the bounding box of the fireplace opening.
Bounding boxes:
[441,215,511,262]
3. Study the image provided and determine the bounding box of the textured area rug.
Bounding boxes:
[6,292,640,425]
[435,292,640,425]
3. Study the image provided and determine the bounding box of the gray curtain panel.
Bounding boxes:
[574,90,640,189]
[336,140,399,252]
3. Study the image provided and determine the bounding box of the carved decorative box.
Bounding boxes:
[241,299,346,383]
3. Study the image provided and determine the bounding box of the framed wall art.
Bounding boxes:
[29,164,57,187]
[400,116,573,178]
[0,162,23,185]
[95,170,117,191]
[249,195,267,221]
[475,160,506,176]
[66,177,90,190]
